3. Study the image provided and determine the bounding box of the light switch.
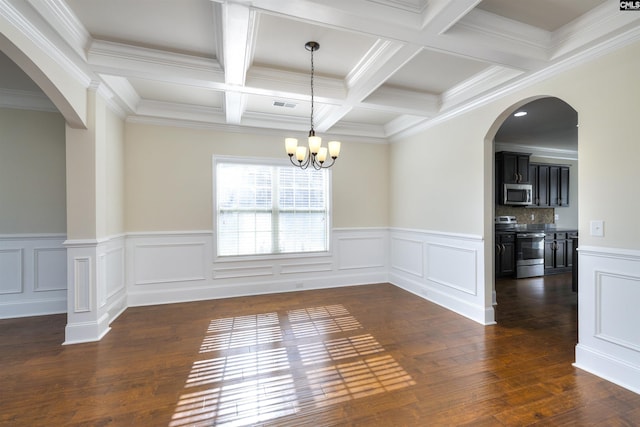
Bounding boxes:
[590,220,604,237]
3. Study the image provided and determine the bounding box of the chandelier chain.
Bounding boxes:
[310,45,315,133]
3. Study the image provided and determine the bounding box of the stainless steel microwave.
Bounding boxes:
[503,183,532,205]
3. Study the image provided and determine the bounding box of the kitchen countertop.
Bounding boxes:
[495,224,578,234]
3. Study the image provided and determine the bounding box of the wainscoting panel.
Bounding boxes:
[73,257,91,313]
[575,246,640,394]
[133,241,207,285]
[337,235,386,270]
[389,228,490,325]
[0,248,22,294]
[0,235,67,319]
[126,229,388,307]
[105,246,125,300]
[34,248,67,292]
[595,271,640,352]
[426,243,477,296]
[212,265,274,279]
[390,236,423,277]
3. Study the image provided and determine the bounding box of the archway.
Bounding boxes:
[485,96,579,327]
[0,28,86,129]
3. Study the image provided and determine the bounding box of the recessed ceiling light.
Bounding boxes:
[514,111,527,117]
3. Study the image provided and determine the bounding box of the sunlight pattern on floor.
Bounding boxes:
[199,312,282,353]
[297,334,384,365]
[307,354,416,407]
[170,304,415,426]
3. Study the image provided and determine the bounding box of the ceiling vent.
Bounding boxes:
[273,101,297,108]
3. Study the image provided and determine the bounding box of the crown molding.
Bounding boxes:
[88,39,224,87]
[458,9,550,57]
[384,114,425,138]
[366,0,427,15]
[25,0,91,60]
[126,113,388,145]
[494,142,577,161]
[0,0,92,88]
[550,2,639,60]
[345,39,402,90]
[98,74,140,114]
[441,65,523,111]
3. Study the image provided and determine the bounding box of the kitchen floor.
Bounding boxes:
[495,272,577,337]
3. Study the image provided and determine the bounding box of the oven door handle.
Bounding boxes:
[516,233,545,238]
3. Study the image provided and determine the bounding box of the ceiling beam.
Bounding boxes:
[219,2,256,124]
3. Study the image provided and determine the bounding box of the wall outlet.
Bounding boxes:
[554,214,559,221]
[590,220,604,237]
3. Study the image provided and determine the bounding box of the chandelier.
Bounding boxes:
[285,41,341,169]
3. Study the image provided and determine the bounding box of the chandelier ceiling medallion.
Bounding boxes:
[285,41,341,169]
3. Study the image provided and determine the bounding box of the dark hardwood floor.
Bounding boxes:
[2,274,640,426]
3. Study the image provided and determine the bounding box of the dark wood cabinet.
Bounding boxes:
[530,164,550,207]
[558,166,570,206]
[497,152,530,184]
[544,231,576,275]
[529,163,570,207]
[496,233,516,277]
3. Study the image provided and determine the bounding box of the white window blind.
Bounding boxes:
[215,158,330,257]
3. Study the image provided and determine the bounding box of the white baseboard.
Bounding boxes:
[575,343,640,395]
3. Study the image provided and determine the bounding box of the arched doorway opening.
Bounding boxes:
[487,96,579,331]
[0,51,69,319]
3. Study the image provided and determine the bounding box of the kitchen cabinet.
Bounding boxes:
[497,151,530,184]
[544,231,576,275]
[549,165,570,207]
[530,164,550,207]
[496,232,516,277]
[529,163,570,207]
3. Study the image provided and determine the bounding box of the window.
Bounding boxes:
[214,157,330,257]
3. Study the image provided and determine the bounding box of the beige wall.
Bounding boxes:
[124,123,389,232]
[0,108,66,233]
[104,104,125,237]
[389,108,493,235]
[391,39,640,251]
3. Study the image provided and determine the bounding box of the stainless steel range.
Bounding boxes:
[495,216,545,278]
[515,231,545,278]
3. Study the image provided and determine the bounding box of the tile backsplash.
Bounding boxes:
[495,206,555,224]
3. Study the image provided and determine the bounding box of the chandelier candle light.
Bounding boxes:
[285,41,341,169]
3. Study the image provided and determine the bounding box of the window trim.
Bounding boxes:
[212,155,333,262]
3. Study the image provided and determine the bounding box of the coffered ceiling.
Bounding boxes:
[1,0,638,144]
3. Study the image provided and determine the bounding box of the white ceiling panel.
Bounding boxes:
[477,0,607,32]
[66,0,218,57]
[252,13,377,78]
[383,48,490,94]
